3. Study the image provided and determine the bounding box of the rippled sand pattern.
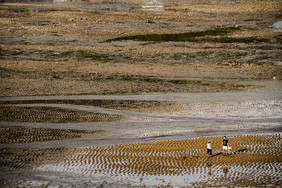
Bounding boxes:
[0,100,173,111]
[0,147,65,172]
[0,126,103,143]
[0,106,126,123]
[35,134,281,187]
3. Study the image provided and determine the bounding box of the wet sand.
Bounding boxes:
[1,134,281,187]
[0,0,282,187]
[0,91,281,187]
[0,91,281,148]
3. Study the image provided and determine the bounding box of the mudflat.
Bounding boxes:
[0,0,281,187]
[0,0,282,96]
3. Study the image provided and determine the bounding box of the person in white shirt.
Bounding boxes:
[207,141,212,156]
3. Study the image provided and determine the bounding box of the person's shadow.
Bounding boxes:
[211,152,222,157]
[211,148,247,157]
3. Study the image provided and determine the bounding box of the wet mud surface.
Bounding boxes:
[1,134,281,187]
[0,106,127,123]
[0,0,282,187]
[0,126,103,143]
[1,0,282,96]
[0,99,174,109]
[0,91,281,186]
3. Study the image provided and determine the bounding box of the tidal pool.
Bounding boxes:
[273,21,282,32]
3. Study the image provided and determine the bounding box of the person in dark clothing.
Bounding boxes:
[222,136,228,155]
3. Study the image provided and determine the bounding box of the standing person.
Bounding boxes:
[222,136,228,156]
[207,141,212,156]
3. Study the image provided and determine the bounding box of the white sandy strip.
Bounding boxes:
[160,100,282,119]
